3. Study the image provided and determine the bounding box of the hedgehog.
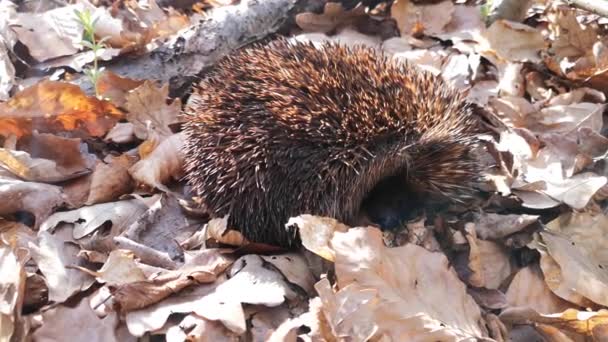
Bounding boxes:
[182,39,481,248]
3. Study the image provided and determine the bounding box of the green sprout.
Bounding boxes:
[74,9,109,98]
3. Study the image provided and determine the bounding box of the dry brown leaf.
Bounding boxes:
[506,265,573,314]
[0,134,96,183]
[0,81,122,138]
[317,227,487,340]
[165,314,238,342]
[535,232,608,307]
[129,132,185,192]
[0,2,17,101]
[105,123,136,144]
[32,300,119,342]
[465,227,513,289]
[114,249,234,312]
[483,20,544,62]
[473,212,539,240]
[96,250,147,286]
[40,196,156,239]
[29,231,95,303]
[500,307,608,339]
[391,0,455,36]
[261,253,316,296]
[545,212,608,279]
[124,81,181,140]
[287,215,350,262]
[97,71,145,108]
[295,2,366,33]
[85,154,137,205]
[0,244,25,342]
[0,178,66,229]
[546,4,598,60]
[119,194,203,259]
[440,5,484,41]
[125,253,296,335]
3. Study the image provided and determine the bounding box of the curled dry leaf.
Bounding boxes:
[0,134,96,183]
[261,253,316,296]
[129,132,185,192]
[500,307,608,340]
[95,249,147,286]
[165,314,238,342]
[0,81,122,138]
[32,300,119,342]
[97,71,145,109]
[114,249,234,312]
[0,244,25,342]
[125,254,295,336]
[40,196,156,240]
[124,81,182,140]
[391,0,455,36]
[0,2,17,101]
[465,227,513,289]
[473,212,539,240]
[0,178,66,229]
[120,194,202,260]
[312,226,487,340]
[85,154,137,205]
[287,215,350,262]
[506,265,573,314]
[28,231,95,303]
[295,2,367,33]
[483,20,544,62]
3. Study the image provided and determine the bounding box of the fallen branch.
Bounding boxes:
[75,0,301,96]
[566,0,608,17]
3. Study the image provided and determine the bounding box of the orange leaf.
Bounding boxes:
[0,81,123,138]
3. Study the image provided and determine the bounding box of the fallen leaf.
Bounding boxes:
[0,134,96,183]
[295,2,366,34]
[95,249,147,286]
[535,231,608,307]
[391,0,455,36]
[0,81,122,138]
[288,215,350,262]
[128,132,185,192]
[40,196,156,239]
[32,299,118,342]
[261,253,316,296]
[124,81,181,140]
[473,212,539,240]
[85,154,137,205]
[0,178,66,229]
[500,307,608,339]
[0,244,25,342]
[115,249,234,312]
[165,314,238,341]
[0,2,17,101]
[483,20,544,62]
[29,231,95,303]
[105,122,136,144]
[97,71,145,108]
[322,227,487,339]
[506,265,573,314]
[465,227,513,289]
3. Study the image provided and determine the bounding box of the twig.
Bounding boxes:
[565,0,608,17]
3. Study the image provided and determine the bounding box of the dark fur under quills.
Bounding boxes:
[182,39,481,248]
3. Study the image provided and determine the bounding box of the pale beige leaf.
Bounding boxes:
[483,20,544,62]
[129,132,185,192]
[96,250,146,285]
[105,123,136,144]
[28,231,95,303]
[0,244,25,342]
[327,227,487,339]
[288,215,350,262]
[261,253,316,296]
[538,232,608,307]
[506,265,572,314]
[40,196,156,239]
[391,0,455,36]
[465,230,512,289]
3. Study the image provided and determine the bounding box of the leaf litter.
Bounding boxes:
[1,0,608,341]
